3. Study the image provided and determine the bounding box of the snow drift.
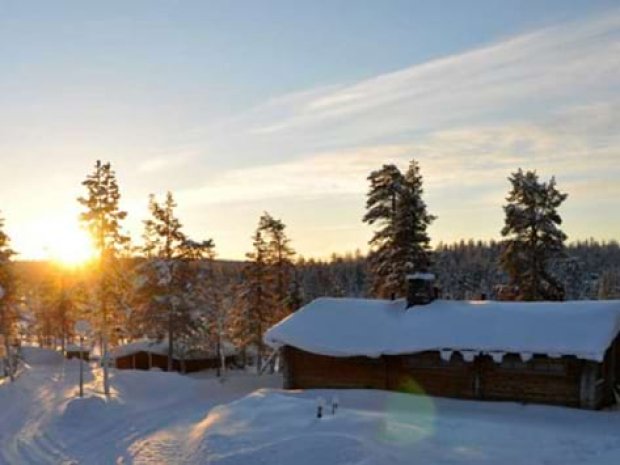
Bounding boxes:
[20,346,64,366]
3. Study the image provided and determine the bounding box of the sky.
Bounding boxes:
[0,0,618,260]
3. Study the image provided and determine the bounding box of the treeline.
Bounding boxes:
[1,158,619,381]
[433,239,620,301]
[294,240,620,302]
[13,238,620,353]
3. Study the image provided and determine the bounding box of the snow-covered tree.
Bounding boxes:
[363,160,436,298]
[500,169,568,301]
[258,212,296,317]
[137,192,216,371]
[0,214,17,380]
[180,239,226,375]
[78,160,129,394]
[231,228,276,371]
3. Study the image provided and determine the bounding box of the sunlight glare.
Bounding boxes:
[45,222,96,267]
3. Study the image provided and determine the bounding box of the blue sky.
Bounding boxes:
[0,1,618,259]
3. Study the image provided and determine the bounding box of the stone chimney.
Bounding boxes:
[406,272,436,307]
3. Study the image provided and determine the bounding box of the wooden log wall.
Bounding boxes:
[283,345,614,409]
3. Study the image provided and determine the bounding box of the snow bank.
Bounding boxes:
[111,368,199,403]
[20,346,64,365]
[185,392,368,465]
[59,397,114,426]
[265,298,620,362]
[185,389,620,465]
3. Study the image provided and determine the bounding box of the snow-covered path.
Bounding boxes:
[0,347,280,465]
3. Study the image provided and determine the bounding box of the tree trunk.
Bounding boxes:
[167,305,174,372]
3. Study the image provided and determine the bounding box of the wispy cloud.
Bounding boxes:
[186,10,618,166]
[138,150,199,173]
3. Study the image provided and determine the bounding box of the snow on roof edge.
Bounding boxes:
[264,297,620,363]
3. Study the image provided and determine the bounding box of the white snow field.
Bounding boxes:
[1,346,620,464]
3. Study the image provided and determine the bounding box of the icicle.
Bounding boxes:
[460,351,477,363]
[519,352,533,362]
[440,350,453,362]
[489,352,505,363]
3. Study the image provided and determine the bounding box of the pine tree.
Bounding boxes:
[233,229,276,371]
[0,214,17,380]
[363,160,436,298]
[500,169,568,301]
[258,212,296,316]
[138,192,215,371]
[180,238,224,375]
[78,160,129,394]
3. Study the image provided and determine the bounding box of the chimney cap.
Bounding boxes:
[406,272,436,281]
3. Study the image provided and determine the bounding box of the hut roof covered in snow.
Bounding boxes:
[264,298,620,362]
[110,340,169,359]
[110,339,237,360]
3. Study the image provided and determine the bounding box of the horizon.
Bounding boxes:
[1,1,618,262]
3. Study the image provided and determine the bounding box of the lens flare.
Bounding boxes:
[378,377,436,445]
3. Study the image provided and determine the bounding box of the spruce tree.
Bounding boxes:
[363,160,435,298]
[138,192,215,370]
[500,169,568,301]
[258,212,296,316]
[78,160,128,395]
[180,238,224,375]
[234,229,276,372]
[140,192,187,371]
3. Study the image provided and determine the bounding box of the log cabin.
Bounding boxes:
[112,339,238,373]
[65,344,90,361]
[112,340,170,371]
[265,274,620,409]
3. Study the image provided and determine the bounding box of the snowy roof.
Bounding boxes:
[65,344,90,352]
[264,298,620,362]
[110,339,238,360]
[110,340,169,358]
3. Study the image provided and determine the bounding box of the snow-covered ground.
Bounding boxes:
[0,347,280,464]
[1,346,620,464]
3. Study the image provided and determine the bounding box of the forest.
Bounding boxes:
[1,160,619,382]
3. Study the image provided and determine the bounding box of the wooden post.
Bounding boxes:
[580,361,600,409]
[79,336,84,397]
[281,347,293,389]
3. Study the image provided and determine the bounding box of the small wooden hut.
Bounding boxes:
[112,340,170,371]
[173,342,239,373]
[65,344,90,361]
[112,340,239,373]
[265,275,620,410]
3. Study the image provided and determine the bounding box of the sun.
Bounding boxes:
[46,224,96,267]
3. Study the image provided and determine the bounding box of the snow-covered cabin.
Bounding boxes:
[111,339,239,373]
[111,340,170,371]
[265,276,620,409]
[65,343,90,361]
